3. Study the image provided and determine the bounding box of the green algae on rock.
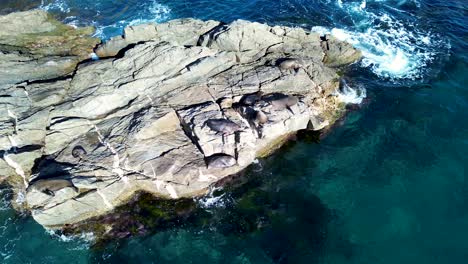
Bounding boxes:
[60,192,198,242]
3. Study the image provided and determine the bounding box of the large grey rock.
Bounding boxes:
[0,10,99,87]
[95,19,220,58]
[0,11,361,229]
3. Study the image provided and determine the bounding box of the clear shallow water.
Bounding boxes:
[1,0,467,263]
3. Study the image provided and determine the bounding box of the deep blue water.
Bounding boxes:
[1,0,467,263]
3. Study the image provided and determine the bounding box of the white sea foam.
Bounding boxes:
[46,229,95,245]
[40,1,170,39]
[40,0,71,13]
[198,187,228,209]
[0,189,10,212]
[93,0,171,39]
[313,0,447,80]
[360,0,366,10]
[336,80,366,104]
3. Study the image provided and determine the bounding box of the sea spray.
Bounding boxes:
[313,0,448,80]
[198,187,229,209]
[39,0,171,39]
[336,80,367,105]
[40,0,70,13]
[46,229,95,250]
[92,0,171,39]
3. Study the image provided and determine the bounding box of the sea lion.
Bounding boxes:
[28,179,77,196]
[277,58,303,72]
[256,110,268,124]
[240,92,263,106]
[72,145,87,159]
[206,154,237,169]
[284,95,299,107]
[205,119,241,134]
[236,106,257,120]
[262,93,299,111]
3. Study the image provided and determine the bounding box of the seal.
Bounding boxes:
[277,58,303,72]
[72,145,87,159]
[284,95,299,107]
[205,119,241,135]
[263,93,299,111]
[28,179,77,196]
[206,154,237,169]
[255,110,268,124]
[240,91,263,106]
[236,106,257,120]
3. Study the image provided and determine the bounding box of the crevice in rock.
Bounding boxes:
[174,108,206,156]
[196,22,228,47]
[25,71,74,86]
[49,116,88,127]
[0,144,43,156]
[104,41,147,60]
[30,156,75,181]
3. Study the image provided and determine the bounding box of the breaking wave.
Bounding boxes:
[46,229,95,247]
[337,80,367,104]
[313,0,448,80]
[38,0,449,80]
[39,0,171,39]
[91,0,171,39]
[40,0,70,13]
[198,187,230,209]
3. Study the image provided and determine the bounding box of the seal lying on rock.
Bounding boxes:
[263,93,299,111]
[285,96,299,107]
[205,119,241,134]
[240,92,263,106]
[71,145,87,159]
[277,58,304,72]
[28,179,77,196]
[236,106,257,120]
[235,106,268,137]
[256,110,268,124]
[206,154,237,169]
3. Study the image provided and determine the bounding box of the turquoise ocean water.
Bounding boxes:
[0,0,467,263]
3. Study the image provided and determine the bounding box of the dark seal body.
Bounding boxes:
[263,93,299,110]
[240,92,263,106]
[205,119,241,134]
[72,145,87,159]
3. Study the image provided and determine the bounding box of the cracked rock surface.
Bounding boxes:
[0,10,361,229]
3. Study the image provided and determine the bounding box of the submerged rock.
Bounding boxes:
[0,10,361,229]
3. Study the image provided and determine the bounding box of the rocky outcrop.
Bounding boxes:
[0,10,99,88]
[0,10,361,229]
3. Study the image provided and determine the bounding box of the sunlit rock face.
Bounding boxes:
[0,10,99,88]
[0,10,361,229]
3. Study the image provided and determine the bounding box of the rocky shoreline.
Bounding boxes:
[0,10,361,231]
